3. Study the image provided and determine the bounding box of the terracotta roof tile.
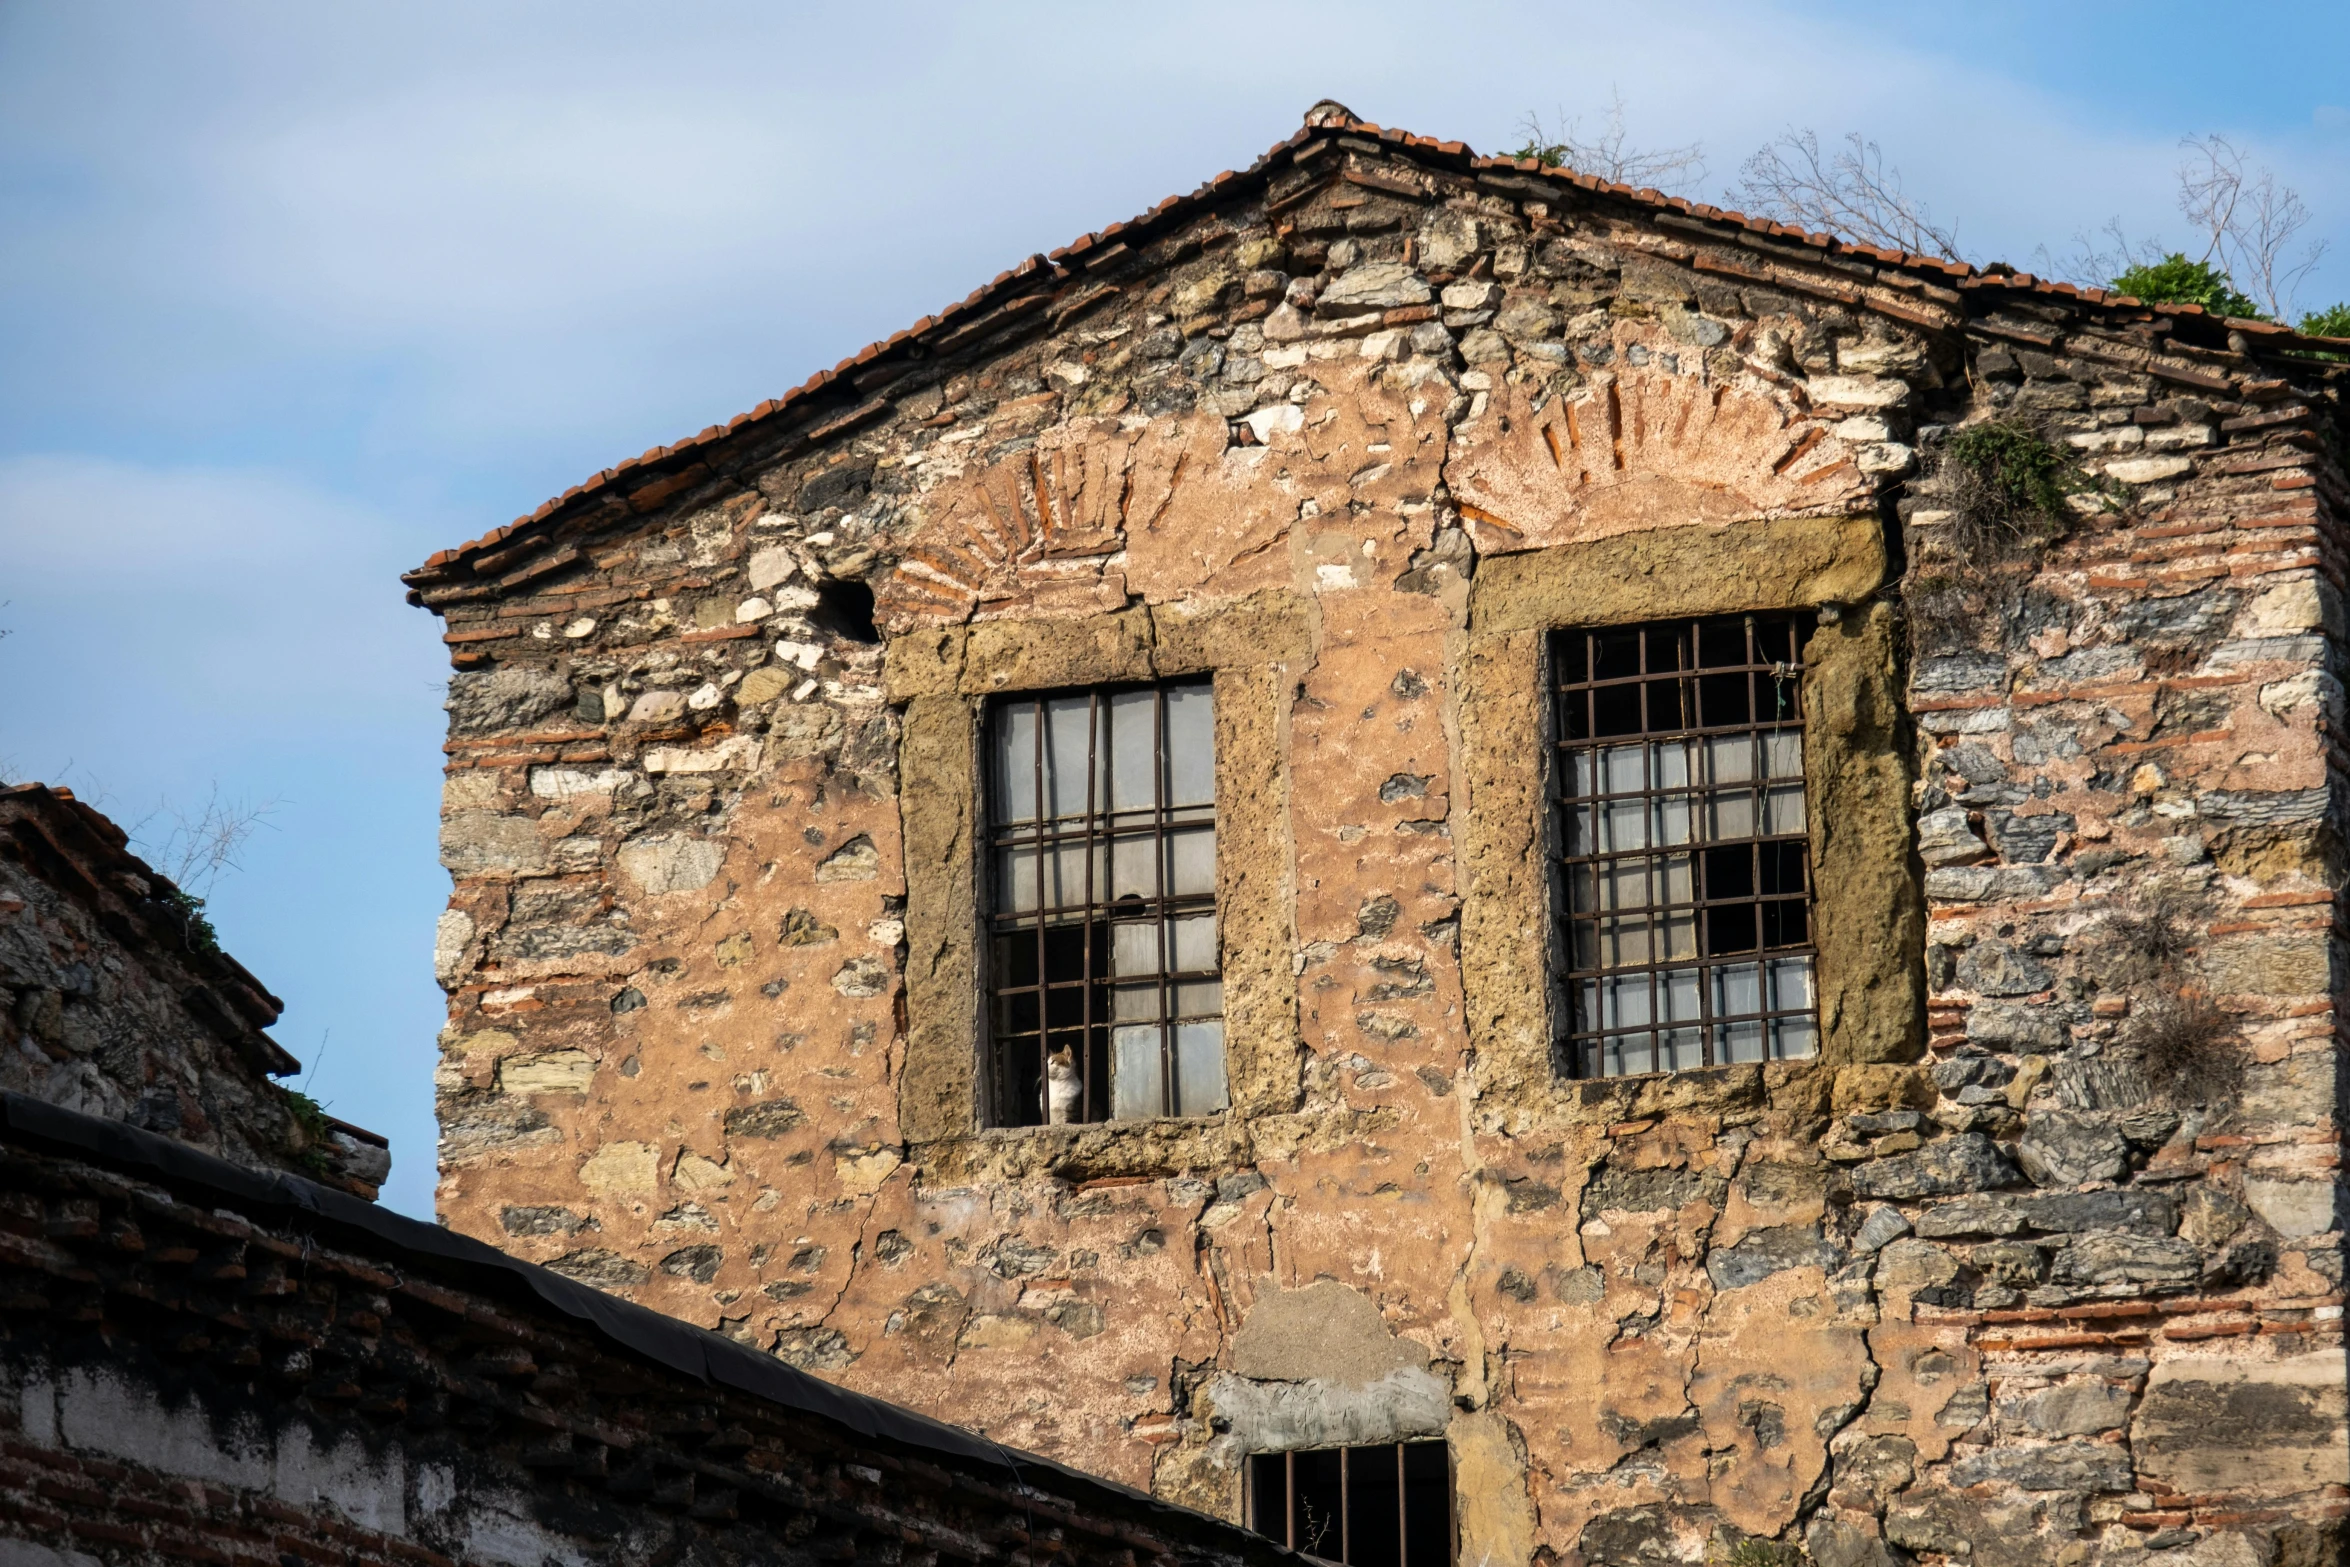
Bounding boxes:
[408,106,2350,585]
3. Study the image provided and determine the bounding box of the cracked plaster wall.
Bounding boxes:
[412,138,2350,1567]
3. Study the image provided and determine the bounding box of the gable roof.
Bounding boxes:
[404,101,2348,599]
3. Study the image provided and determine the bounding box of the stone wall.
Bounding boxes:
[403,109,2349,1565]
[0,1095,1292,1567]
[0,783,389,1198]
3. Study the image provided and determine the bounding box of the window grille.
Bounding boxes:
[1551,613,1820,1078]
[1248,1442,1451,1567]
[984,680,1224,1126]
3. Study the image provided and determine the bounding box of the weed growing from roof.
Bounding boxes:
[281,1088,339,1176]
[2111,253,2264,321]
[159,886,222,957]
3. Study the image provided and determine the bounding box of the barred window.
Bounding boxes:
[1552,614,1820,1078]
[1248,1442,1451,1567]
[984,681,1225,1126]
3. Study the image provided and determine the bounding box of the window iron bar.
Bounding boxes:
[1550,613,1820,1077]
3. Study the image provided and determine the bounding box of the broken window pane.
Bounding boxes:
[1553,614,1820,1078]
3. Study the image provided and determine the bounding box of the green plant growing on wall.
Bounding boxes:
[280,1088,338,1176]
[1904,420,2101,655]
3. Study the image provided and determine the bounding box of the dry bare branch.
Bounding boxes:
[1731,128,1963,260]
[130,784,280,897]
[2177,133,2325,319]
[1514,89,1707,195]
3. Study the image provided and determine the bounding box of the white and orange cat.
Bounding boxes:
[1044,1047,1081,1125]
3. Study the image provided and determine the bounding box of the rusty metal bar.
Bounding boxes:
[1551,613,1819,1077]
[984,678,1218,1125]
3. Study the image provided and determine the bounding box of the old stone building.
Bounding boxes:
[402,103,2349,1566]
[1,781,390,1198]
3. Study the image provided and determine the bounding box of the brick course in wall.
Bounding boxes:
[399,105,2350,1566]
[0,1094,1301,1567]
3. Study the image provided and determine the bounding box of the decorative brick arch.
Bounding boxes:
[1443,360,1872,552]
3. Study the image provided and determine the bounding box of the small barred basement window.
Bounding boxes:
[1552,613,1820,1077]
[1248,1442,1451,1567]
[984,680,1225,1126]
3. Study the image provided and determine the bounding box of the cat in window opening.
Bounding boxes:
[1045,1045,1081,1125]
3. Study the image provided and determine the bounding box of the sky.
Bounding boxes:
[4,0,2346,1216]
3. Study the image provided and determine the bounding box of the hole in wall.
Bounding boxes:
[811,577,879,644]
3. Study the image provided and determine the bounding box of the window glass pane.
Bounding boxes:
[1705,732,1756,784]
[1768,955,1816,1014]
[1564,804,1595,857]
[1763,782,1806,835]
[1171,913,1217,972]
[1598,915,1650,966]
[992,701,1039,823]
[1765,730,1803,779]
[1713,962,1762,1019]
[1036,842,1105,913]
[1662,911,1697,961]
[1598,858,1647,912]
[1661,968,1702,1023]
[1601,795,1647,851]
[1175,979,1222,1018]
[1110,832,1160,899]
[1602,973,1651,1030]
[1719,1019,1766,1063]
[1706,788,1756,839]
[1601,743,1645,795]
[1113,981,1160,1021]
[1175,1022,1227,1115]
[1601,1033,1646,1077]
[1168,827,1216,896]
[1773,1014,1819,1060]
[1112,921,1164,977]
[995,846,1038,913]
[1165,683,1216,806]
[1112,1026,1162,1119]
[1108,689,1157,811]
[1043,694,1095,819]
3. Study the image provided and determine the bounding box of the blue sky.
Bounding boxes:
[5,0,2346,1216]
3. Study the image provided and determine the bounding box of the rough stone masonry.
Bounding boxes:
[400,103,2350,1566]
[1,782,390,1200]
